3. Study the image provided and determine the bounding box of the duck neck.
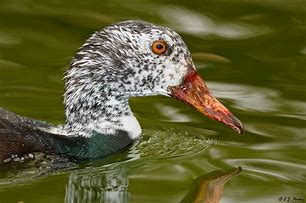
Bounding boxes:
[64,92,141,139]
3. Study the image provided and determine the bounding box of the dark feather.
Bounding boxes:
[0,108,132,164]
[0,108,62,162]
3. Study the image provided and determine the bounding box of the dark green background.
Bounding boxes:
[0,0,305,202]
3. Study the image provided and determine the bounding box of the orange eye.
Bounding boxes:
[152,40,167,55]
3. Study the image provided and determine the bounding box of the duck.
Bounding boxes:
[0,20,243,164]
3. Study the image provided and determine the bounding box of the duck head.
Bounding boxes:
[64,20,243,138]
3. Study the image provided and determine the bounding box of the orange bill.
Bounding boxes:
[169,65,244,134]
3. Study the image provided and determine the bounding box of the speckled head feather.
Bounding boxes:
[64,20,193,138]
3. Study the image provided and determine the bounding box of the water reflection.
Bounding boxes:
[181,167,241,203]
[155,103,193,122]
[301,47,306,55]
[0,59,25,70]
[64,166,242,203]
[208,82,280,112]
[209,82,306,117]
[159,6,271,39]
[0,32,20,46]
[65,169,129,203]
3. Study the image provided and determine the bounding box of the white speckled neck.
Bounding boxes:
[83,99,142,139]
[63,91,142,139]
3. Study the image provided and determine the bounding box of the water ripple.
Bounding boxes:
[224,158,306,183]
[131,129,214,160]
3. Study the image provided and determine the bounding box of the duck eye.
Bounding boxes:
[152,40,167,55]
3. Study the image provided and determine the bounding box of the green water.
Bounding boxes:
[0,0,305,202]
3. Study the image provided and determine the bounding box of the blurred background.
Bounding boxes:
[0,0,305,202]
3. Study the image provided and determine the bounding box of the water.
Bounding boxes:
[0,0,305,202]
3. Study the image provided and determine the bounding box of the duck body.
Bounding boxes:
[0,20,243,165]
[0,108,132,163]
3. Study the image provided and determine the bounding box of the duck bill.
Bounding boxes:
[170,66,244,134]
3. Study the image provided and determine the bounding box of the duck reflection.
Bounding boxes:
[181,167,242,203]
[64,166,241,203]
[65,168,129,203]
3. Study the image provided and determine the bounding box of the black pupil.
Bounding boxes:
[156,44,164,50]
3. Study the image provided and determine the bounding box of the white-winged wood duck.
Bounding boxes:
[0,20,243,164]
